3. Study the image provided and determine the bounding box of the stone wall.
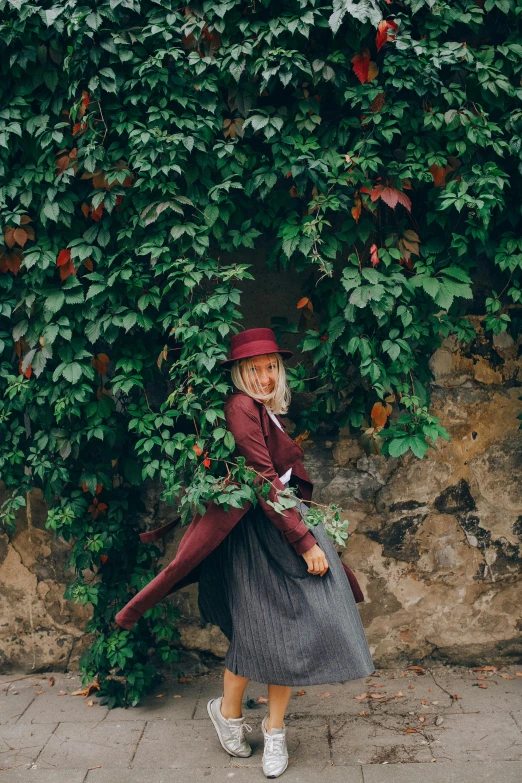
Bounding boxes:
[0,490,92,673]
[2,301,521,672]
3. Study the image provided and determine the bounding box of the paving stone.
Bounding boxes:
[329,714,434,765]
[0,689,36,726]
[88,766,363,783]
[36,721,145,770]
[429,713,522,762]
[0,723,57,770]
[511,711,522,731]
[104,689,197,722]
[425,669,522,714]
[131,718,232,768]
[362,760,522,783]
[20,692,108,724]
[0,771,86,783]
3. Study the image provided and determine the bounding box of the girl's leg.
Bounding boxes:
[266,684,292,731]
[221,667,249,719]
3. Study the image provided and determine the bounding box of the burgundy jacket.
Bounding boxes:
[115,389,363,631]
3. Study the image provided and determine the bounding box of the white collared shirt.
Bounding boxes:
[265,405,292,485]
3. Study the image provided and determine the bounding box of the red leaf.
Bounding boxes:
[351,49,371,84]
[57,249,71,266]
[396,190,412,212]
[59,259,77,281]
[380,187,399,209]
[13,228,29,247]
[91,204,104,222]
[351,194,362,224]
[91,353,110,375]
[376,20,399,52]
[4,227,16,248]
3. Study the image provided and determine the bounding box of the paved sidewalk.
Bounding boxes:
[1,659,522,782]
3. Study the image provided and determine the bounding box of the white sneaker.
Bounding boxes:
[261,715,289,778]
[207,695,253,757]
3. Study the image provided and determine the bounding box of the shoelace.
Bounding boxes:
[230,721,252,748]
[264,731,286,757]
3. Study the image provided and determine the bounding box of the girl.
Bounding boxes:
[200,327,374,778]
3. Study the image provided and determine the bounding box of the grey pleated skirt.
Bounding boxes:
[197,488,375,686]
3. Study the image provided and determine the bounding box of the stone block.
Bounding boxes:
[36,721,145,769]
[0,723,57,769]
[329,713,434,765]
[430,712,522,761]
[131,719,232,769]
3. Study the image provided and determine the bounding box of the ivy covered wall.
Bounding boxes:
[1,0,522,704]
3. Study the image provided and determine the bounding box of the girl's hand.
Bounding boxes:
[302,544,329,576]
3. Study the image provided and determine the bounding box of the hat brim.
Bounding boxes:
[220,348,293,369]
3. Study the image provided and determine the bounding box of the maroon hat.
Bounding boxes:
[220,327,293,368]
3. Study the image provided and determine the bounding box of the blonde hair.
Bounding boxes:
[230,353,291,415]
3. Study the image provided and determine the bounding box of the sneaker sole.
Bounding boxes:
[207,698,252,758]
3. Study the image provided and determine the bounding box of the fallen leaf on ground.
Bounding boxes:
[173,695,182,698]
[405,728,418,733]
[155,693,166,698]
[320,692,332,698]
[370,694,384,699]
[452,694,462,699]
[369,683,385,688]
[257,696,269,703]
[354,693,367,701]
[58,691,68,696]
[515,673,522,677]
[35,691,44,695]
[407,666,425,674]
[408,685,415,690]
[178,676,192,683]
[11,691,19,695]
[428,688,433,693]
[394,692,404,698]
[418,716,425,722]
[472,666,501,671]
[296,690,306,696]
[72,680,100,697]
[359,711,367,716]
[87,700,97,707]
[48,677,55,687]
[477,683,488,689]
[421,699,427,705]
[500,674,513,680]
[88,767,102,771]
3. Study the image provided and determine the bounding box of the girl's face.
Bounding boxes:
[240,354,278,397]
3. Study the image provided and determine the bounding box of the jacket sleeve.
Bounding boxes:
[225,399,317,556]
